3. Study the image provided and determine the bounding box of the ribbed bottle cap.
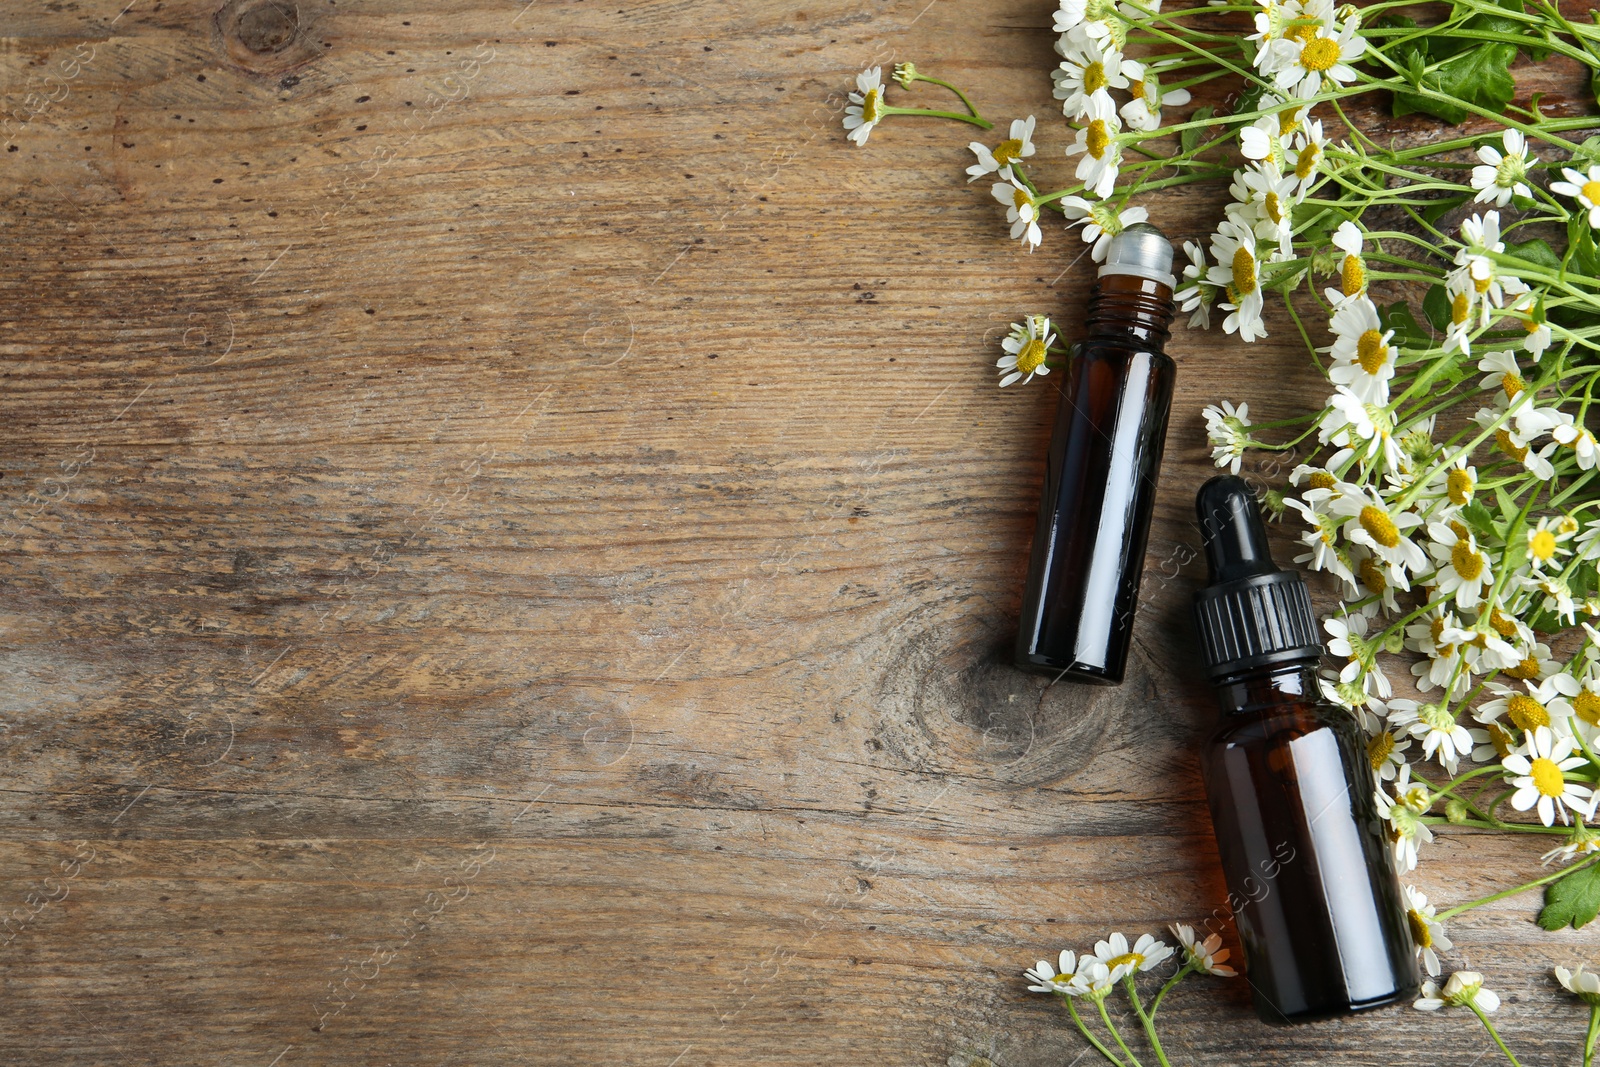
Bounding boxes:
[1098,223,1176,289]
[1192,476,1323,681]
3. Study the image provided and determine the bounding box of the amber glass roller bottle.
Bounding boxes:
[1193,476,1419,1024]
[1013,223,1177,684]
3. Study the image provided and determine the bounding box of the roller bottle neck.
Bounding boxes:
[1084,273,1175,347]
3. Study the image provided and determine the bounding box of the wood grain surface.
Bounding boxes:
[4,1,1599,1064]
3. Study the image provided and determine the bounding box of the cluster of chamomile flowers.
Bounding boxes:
[1023,925,1234,997]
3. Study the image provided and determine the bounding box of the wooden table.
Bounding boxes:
[4,0,1599,1063]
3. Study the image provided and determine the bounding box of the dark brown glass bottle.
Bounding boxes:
[1193,476,1419,1025]
[1014,225,1177,684]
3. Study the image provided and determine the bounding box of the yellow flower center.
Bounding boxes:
[1341,254,1364,296]
[1016,337,1047,374]
[1451,289,1471,325]
[1447,468,1474,505]
[1232,246,1258,294]
[1507,693,1550,730]
[1449,520,1470,541]
[1086,120,1110,159]
[1575,690,1600,727]
[1308,471,1337,490]
[1531,529,1558,560]
[862,88,881,124]
[1300,36,1341,72]
[1407,909,1433,949]
[1129,78,1146,100]
[1286,23,1318,44]
[1431,616,1447,644]
[1278,106,1304,137]
[1583,180,1600,205]
[1366,731,1393,768]
[1501,372,1526,399]
[1450,540,1484,581]
[1295,143,1320,180]
[992,138,1024,165]
[1013,186,1033,212]
[1359,504,1400,548]
[1523,318,1543,334]
[1506,656,1542,680]
[1083,61,1107,95]
[1106,952,1144,972]
[1486,722,1515,757]
[1265,191,1284,224]
[1496,429,1528,462]
[1356,329,1389,375]
[1490,609,1519,637]
[1359,555,1387,594]
[1531,756,1567,798]
[1475,272,1493,294]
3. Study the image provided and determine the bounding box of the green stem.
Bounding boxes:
[1067,996,1128,1067]
[1095,995,1147,1067]
[1124,975,1173,1067]
[1585,1003,1599,1067]
[1436,857,1600,921]
[880,105,992,129]
[1469,1002,1525,1067]
[905,73,984,119]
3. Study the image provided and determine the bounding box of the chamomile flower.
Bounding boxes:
[1367,728,1411,782]
[1527,515,1575,572]
[1477,349,1528,401]
[966,116,1037,182]
[1554,416,1600,470]
[1556,964,1600,1005]
[1202,400,1252,474]
[1327,481,1427,581]
[1246,0,1296,64]
[1054,37,1129,120]
[997,315,1056,388]
[1064,97,1125,197]
[1325,296,1396,404]
[1092,932,1173,981]
[844,68,887,146]
[993,175,1043,251]
[1376,765,1434,872]
[1543,823,1600,865]
[1325,603,1389,694]
[1323,220,1367,306]
[1451,211,1528,325]
[1060,196,1148,262]
[1025,949,1082,994]
[1403,886,1452,977]
[1175,239,1215,329]
[1286,494,1358,588]
[1426,521,1492,610]
[1504,725,1595,826]
[1231,162,1300,255]
[1263,8,1365,99]
[1349,544,1401,612]
[1476,675,1578,735]
[1387,697,1473,773]
[1415,972,1499,1012]
[1071,959,1117,999]
[1551,164,1600,229]
[1441,456,1477,508]
[1208,217,1267,342]
[1054,0,1128,50]
[1119,60,1191,130]
[1240,114,1290,172]
[1471,128,1532,206]
[1171,924,1236,977]
[1287,119,1328,195]
[1319,386,1404,473]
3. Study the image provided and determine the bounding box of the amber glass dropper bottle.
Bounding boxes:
[1014,223,1177,684]
[1193,475,1420,1025]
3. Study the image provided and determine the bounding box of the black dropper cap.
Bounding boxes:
[1192,476,1323,682]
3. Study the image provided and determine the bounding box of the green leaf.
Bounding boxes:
[1460,499,1498,541]
[1390,41,1517,125]
[1423,284,1452,332]
[1181,105,1213,155]
[1539,861,1600,931]
[1495,485,1520,524]
[1380,301,1433,349]
[1506,237,1561,271]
